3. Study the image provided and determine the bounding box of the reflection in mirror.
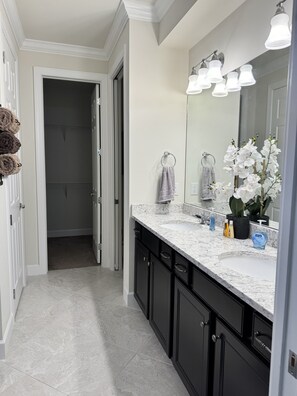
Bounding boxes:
[185,48,289,229]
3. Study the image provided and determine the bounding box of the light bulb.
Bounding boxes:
[207,59,223,83]
[212,78,228,97]
[186,74,202,95]
[265,9,291,50]
[197,67,211,89]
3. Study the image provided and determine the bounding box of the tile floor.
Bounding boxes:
[0,267,188,395]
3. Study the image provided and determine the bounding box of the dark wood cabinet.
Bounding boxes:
[134,238,150,318]
[212,319,270,396]
[172,279,211,396]
[134,222,271,396]
[149,254,173,356]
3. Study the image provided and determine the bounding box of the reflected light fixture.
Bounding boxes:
[212,78,228,97]
[239,64,256,86]
[226,71,241,92]
[265,0,291,50]
[186,68,202,95]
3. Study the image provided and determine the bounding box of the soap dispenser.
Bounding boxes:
[252,220,268,250]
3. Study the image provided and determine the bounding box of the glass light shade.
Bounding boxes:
[207,59,223,83]
[212,79,228,97]
[265,12,291,50]
[197,67,211,89]
[226,71,241,92]
[239,64,256,86]
[186,75,202,95]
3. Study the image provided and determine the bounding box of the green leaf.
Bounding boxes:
[229,196,245,217]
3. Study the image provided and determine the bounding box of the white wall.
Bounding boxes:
[189,0,293,76]
[19,51,108,270]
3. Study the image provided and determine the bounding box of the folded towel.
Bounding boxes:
[158,166,175,203]
[201,166,215,201]
[0,154,22,176]
[0,131,21,154]
[0,108,21,134]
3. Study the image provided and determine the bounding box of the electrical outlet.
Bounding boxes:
[191,182,199,195]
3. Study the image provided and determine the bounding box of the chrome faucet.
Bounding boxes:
[194,214,209,225]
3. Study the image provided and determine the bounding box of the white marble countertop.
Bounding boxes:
[132,210,277,322]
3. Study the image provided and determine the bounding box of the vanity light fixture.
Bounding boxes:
[207,51,224,83]
[186,68,202,95]
[197,62,212,89]
[265,0,291,50]
[212,78,228,97]
[186,50,224,95]
[239,64,256,86]
[226,71,241,92]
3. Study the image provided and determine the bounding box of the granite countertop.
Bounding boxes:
[132,209,277,322]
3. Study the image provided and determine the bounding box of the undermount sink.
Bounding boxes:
[160,221,202,232]
[219,253,277,282]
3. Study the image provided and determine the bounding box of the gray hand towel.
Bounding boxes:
[158,166,175,203]
[201,166,215,201]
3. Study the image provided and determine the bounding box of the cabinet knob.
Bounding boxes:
[212,334,221,343]
[200,321,209,328]
[143,256,146,262]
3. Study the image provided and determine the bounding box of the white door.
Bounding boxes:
[266,81,287,222]
[1,34,25,312]
[91,85,101,263]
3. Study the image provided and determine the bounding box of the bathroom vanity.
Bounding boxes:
[132,208,276,396]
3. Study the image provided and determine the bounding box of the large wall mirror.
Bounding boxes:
[185,47,289,229]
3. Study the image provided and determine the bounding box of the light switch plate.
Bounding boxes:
[288,350,297,379]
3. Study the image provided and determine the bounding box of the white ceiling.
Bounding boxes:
[15,0,122,48]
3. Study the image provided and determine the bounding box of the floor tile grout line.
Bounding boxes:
[0,360,68,395]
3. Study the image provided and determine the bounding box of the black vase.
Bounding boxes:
[248,214,270,226]
[227,214,250,240]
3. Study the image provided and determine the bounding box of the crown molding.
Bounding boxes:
[104,1,129,58]
[154,0,175,21]
[123,0,156,22]
[21,39,108,60]
[1,0,25,47]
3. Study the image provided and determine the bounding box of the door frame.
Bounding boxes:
[33,67,108,275]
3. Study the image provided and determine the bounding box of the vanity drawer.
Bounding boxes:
[142,227,160,257]
[174,253,191,285]
[160,242,173,269]
[252,313,272,362]
[192,267,245,336]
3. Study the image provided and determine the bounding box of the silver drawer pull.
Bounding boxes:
[200,321,209,328]
[174,264,187,273]
[254,331,271,354]
[212,334,221,343]
[160,251,171,260]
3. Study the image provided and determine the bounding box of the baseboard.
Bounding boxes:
[124,290,139,310]
[0,313,14,360]
[47,228,92,238]
[27,264,47,276]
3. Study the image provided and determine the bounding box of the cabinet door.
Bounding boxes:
[149,254,173,356]
[134,239,150,318]
[173,279,211,396]
[213,319,269,396]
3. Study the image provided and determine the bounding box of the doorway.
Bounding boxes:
[114,67,124,272]
[43,79,101,270]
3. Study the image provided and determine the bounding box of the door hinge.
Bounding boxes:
[97,98,101,106]
[98,243,102,251]
[2,51,5,64]
[98,197,102,204]
[13,289,15,299]
[10,214,12,226]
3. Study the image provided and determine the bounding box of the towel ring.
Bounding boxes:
[161,151,176,167]
[201,152,216,166]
